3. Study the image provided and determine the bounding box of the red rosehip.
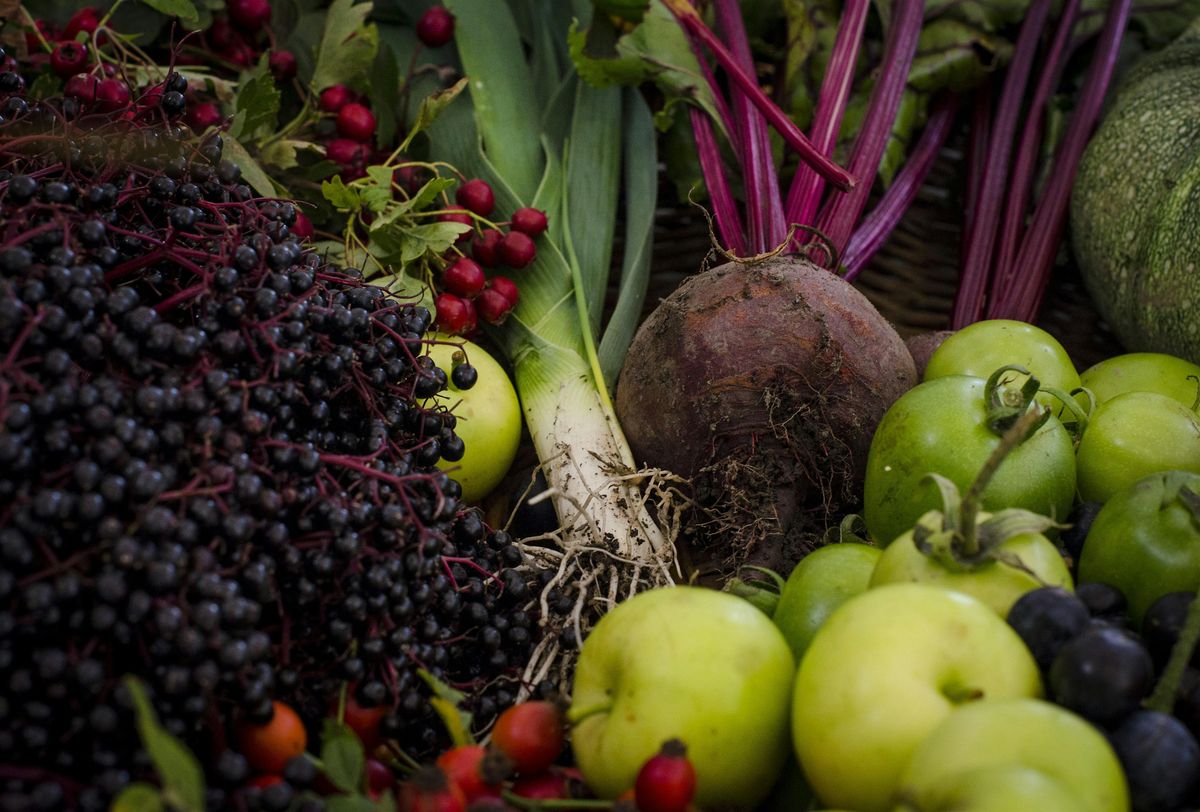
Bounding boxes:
[435,293,477,336]
[337,691,388,751]
[336,103,377,143]
[95,79,131,112]
[438,208,475,244]
[416,6,455,48]
[247,774,285,789]
[326,138,370,167]
[511,207,548,237]
[436,745,500,802]
[471,230,503,268]
[634,740,696,812]
[511,772,568,800]
[227,0,271,31]
[499,231,536,269]
[50,41,89,78]
[489,701,563,775]
[455,179,494,217]
[64,73,100,104]
[236,701,307,775]
[269,49,297,81]
[318,85,353,113]
[442,257,486,298]
[186,101,222,131]
[400,767,467,812]
[488,276,519,307]
[476,289,514,325]
[63,7,100,41]
[291,211,314,241]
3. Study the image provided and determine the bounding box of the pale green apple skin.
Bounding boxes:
[898,699,1129,812]
[570,586,795,808]
[891,763,1088,812]
[792,584,1042,812]
[869,527,1073,617]
[773,542,881,662]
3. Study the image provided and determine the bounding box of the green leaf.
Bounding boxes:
[372,221,470,266]
[445,0,545,203]
[418,669,474,746]
[222,137,277,197]
[326,796,381,812]
[909,19,1012,92]
[399,77,469,153]
[26,72,61,100]
[229,57,281,141]
[140,0,200,24]
[312,0,379,91]
[322,175,362,211]
[124,677,206,812]
[321,720,366,794]
[112,783,165,812]
[596,0,651,23]
[258,139,306,170]
[408,176,455,212]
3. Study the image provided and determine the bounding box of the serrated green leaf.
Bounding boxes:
[321,720,366,794]
[322,175,362,211]
[112,783,165,812]
[140,0,199,24]
[222,137,277,197]
[365,165,393,187]
[312,0,378,91]
[326,796,380,812]
[597,0,652,23]
[408,176,455,212]
[296,158,341,182]
[26,72,60,100]
[568,17,651,87]
[397,222,470,264]
[398,78,469,153]
[258,139,304,170]
[229,57,281,141]
[124,677,205,812]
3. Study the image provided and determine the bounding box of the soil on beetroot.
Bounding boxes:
[616,257,915,579]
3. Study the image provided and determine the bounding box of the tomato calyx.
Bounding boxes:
[912,407,1063,573]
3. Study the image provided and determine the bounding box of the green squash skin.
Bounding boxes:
[1072,21,1200,361]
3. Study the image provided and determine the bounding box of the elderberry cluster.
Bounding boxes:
[0,59,542,810]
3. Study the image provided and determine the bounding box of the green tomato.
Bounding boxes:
[1078,471,1200,624]
[869,513,1073,617]
[863,376,1077,547]
[1080,352,1200,408]
[772,542,881,662]
[923,320,1081,413]
[423,336,522,504]
[1075,391,1200,504]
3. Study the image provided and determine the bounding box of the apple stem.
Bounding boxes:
[565,700,615,727]
[1147,487,1200,713]
[958,408,1045,557]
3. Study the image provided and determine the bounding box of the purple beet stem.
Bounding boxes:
[689,107,747,255]
[950,0,1053,329]
[994,0,1133,320]
[814,0,924,257]
[784,0,871,231]
[962,81,993,267]
[842,95,959,280]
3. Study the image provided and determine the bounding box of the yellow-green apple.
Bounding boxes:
[569,586,794,808]
[422,335,521,503]
[773,542,881,661]
[791,584,1042,812]
[895,698,1128,812]
[891,763,1087,812]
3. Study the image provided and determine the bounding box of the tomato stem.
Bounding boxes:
[958,408,1046,557]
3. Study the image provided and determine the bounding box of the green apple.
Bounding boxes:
[422,335,521,504]
[869,515,1072,617]
[896,699,1128,812]
[773,542,881,661]
[891,764,1087,812]
[569,586,795,808]
[792,584,1042,812]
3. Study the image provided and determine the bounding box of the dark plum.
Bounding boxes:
[1006,586,1091,671]
[1109,710,1200,812]
[1049,624,1154,726]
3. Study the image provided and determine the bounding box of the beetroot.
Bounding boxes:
[905,330,955,378]
[615,256,915,574]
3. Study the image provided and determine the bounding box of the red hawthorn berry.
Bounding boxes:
[488,276,519,307]
[499,231,536,269]
[94,79,131,112]
[416,6,456,48]
[269,49,298,81]
[455,179,494,217]
[223,41,257,68]
[291,211,314,241]
[438,208,475,244]
[401,767,467,812]
[476,289,514,325]
[471,230,503,268]
[435,293,477,336]
[50,41,89,78]
[511,207,548,237]
[64,73,100,104]
[63,7,101,41]
[511,771,568,800]
[436,745,500,802]
[326,138,370,167]
[489,701,564,776]
[336,103,377,143]
[236,701,308,775]
[367,759,396,799]
[634,740,696,812]
[442,257,486,298]
[186,101,222,131]
[318,84,353,113]
[227,0,271,31]
[207,18,237,50]
[26,20,56,52]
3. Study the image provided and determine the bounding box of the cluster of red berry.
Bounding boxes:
[433,178,547,336]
